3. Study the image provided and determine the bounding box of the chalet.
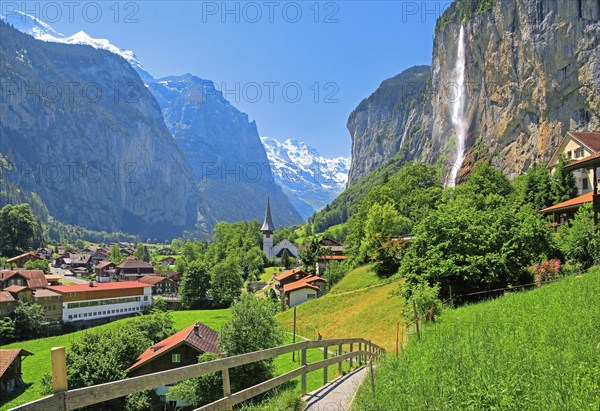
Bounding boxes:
[137,275,177,295]
[2,286,34,304]
[35,248,53,259]
[6,252,45,268]
[94,261,116,283]
[128,322,219,376]
[156,270,183,284]
[90,250,108,266]
[44,274,62,286]
[319,238,345,255]
[0,349,33,398]
[283,275,327,307]
[540,192,593,225]
[272,269,310,293]
[156,256,176,266]
[548,131,600,195]
[33,289,63,321]
[0,270,48,290]
[47,282,152,322]
[0,291,17,318]
[115,257,154,281]
[55,253,92,270]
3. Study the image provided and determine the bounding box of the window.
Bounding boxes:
[172,353,181,363]
[583,178,589,190]
[566,151,572,159]
[574,147,584,158]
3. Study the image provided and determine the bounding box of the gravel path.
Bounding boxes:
[302,366,369,411]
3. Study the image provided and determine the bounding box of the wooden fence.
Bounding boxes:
[10,337,385,411]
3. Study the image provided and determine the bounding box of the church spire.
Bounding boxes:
[261,197,275,233]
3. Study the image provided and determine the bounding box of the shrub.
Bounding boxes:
[557,204,600,270]
[532,259,561,285]
[402,281,443,323]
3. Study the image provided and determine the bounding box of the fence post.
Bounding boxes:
[338,344,343,374]
[358,342,362,366]
[323,345,328,384]
[222,368,232,411]
[413,300,421,340]
[301,347,307,395]
[369,358,375,394]
[51,347,68,393]
[349,342,353,368]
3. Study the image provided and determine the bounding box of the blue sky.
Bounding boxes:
[12,1,450,157]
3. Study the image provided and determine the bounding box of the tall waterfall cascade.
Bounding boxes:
[448,25,468,187]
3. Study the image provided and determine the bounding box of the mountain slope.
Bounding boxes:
[2,11,303,230]
[261,137,350,219]
[0,21,198,240]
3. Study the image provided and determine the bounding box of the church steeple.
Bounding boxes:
[261,197,275,234]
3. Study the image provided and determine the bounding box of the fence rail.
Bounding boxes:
[9,337,385,411]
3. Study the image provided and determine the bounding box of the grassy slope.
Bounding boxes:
[354,270,600,410]
[260,267,284,284]
[277,266,404,352]
[0,309,232,410]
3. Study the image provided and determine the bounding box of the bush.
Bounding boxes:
[531,259,561,286]
[557,204,600,270]
[402,281,443,323]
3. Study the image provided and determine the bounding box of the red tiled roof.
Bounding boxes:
[568,131,600,152]
[284,282,320,294]
[274,269,309,282]
[320,255,348,261]
[127,323,219,372]
[539,192,593,214]
[0,291,16,303]
[137,275,170,286]
[47,281,150,294]
[0,349,33,378]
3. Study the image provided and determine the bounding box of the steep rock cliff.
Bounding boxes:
[348,0,600,185]
[0,22,198,240]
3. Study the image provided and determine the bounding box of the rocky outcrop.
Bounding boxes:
[347,65,430,183]
[0,22,197,240]
[348,0,600,185]
[149,75,304,228]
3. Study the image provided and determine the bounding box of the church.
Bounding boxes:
[261,198,299,260]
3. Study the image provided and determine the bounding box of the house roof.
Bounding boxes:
[0,270,48,289]
[261,197,276,233]
[0,291,16,303]
[3,285,28,293]
[6,252,45,263]
[0,349,33,378]
[156,271,182,279]
[319,238,344,247]
[137,275,171,285]
[568,131,600,152]
[284,282,320,294]
[94,261,114,270]
[159,256,176,262]
[539,192,593,214]
[320,255,348,261]
[127,323,219,373]
[68,254,91,264]
[47,281,150,294]
[564,150,600,172]
[274,269,309,282]
[116,257,153,270]
[34,289,62,298]
[302,275,326,284]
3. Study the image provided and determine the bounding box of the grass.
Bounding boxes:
[353,269,600,410]
[259,266,284,284]
[328,264,384,295]
[0,309,231,410]
[277,269,405,353]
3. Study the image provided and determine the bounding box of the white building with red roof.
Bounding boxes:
[47,282,152,322]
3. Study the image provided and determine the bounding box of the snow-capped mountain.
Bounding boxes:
[0,10,151,81]
[261,137,350,219]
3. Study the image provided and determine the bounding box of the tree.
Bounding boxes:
[134,243,150,263]
[151,296,167,312]
[552,154,578,203]
[12,301,45,340]
[557,204,600,270]
[108,243,125,264]
[180,259,212,309]
[324,260,348,287]
[210,256,243,307]
[0,317,15,344]
[522,164,555,210]
[280,248,292,269]
[75,239,85,249]
[298,238,322,273]
[0,203,39,257]
[219,295,283,392]
[23,259,49,273]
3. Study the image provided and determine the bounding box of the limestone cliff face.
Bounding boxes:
[348,0,600,185]
[347,66,430,183]
[0,22,197,240]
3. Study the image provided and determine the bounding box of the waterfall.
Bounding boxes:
[448,25,468,187]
